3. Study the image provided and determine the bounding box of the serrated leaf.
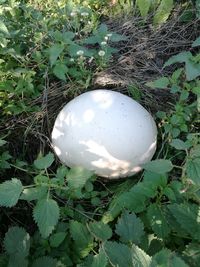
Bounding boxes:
[4,227,30,257]
[88,221,112,241]
[8,256,28,267]
[103,241,132,267]
[0,178,23,207]
[186,158,200,185]
[48,44,64,66]
[49,232,66,248]
[164,52,192,67]
[192,37,200,47]
[143,159,173,174]
[170,139,189,150]
[33,198,60,238]
[146,77,169,89]
[131,244,151,267]
[67,166,93,190]
[147,204,170,238]
[168,203,200,241]
[185,58,200,80]
[91,249,108,267]
[70,220,93,258]
[53,62,68,81]
[32,256,57,267]
[150,249,189,267]
[34,153,54,169]
[109,33,127,42]
[153,0,174,25]
[20,187,48,201]
[136,0,151,17]
[115,210,144,244]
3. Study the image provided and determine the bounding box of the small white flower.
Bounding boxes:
[98,50,105,57]
[76,50,84,56]
[70,58,75,62]
[81,12,89,17]
[101,41,107,46]
[70,11,76,17]
[88,21,92,25]
[107,33,112,37]
[104,36,108,41]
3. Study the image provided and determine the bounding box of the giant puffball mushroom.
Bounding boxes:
[51,90,157,179]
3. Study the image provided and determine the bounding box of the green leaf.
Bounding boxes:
[32,256,57,267]
[67,166,93,190]
[109,33,127,42]
[34,153,54,169]
[192,36,200,47]
[0,20,10,36]
[20,187,48,201]
[49,232,66,247]
[53,62,68,81]
[186,158,200,185]
[185,58,200,81]
[170,139,189,150]
[136,0,151,18]
[115,210,144,244]
[131,244,151,267]
[147,204,170,238]
[88,221,112,241]
[164,52,192,67]
[91,249,108,267]
[153,0,174,25]
[4,227,30,258]
[8,256,28,267]
[70,220,93,258]
[103,241,132,267]
[150,249,189,267]
[33,198,60,238]
[48,44,64,66]
[183,242,200,267]
[143,159,173,174]
[146,77,169,89]
[0,178,23,207]
[0,139,7,146]
[168,203,200,241]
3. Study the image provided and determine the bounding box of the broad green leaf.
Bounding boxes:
[103,241,132,267]
[146,77,169,89]
[185,58,200,81]
[49,232,66,248]
[192,36,200,47]
[164,52,192,67]
[4,227,30,258]
[70,220,93,258]
[147,204,170,238]
[115,210,144,244]
[67,166,93,190]
[143,159,173,174]
[153,0,174,25]
[131,244,151,267]
[136,0,151,18]
[91,249,108,267]
[170,139,189,150]
[0,20,9,36]
[0,178,23,207]
[20,187,48,201]
[33,198,60,238]
[150,249,189,267]
[186,158,200,185]
[109,33,127,42]
[168,203,200,241]
[34,153,54,169]
[32,256,57,267]
[48,44,64,66]
[53,62,68,81]
[88,221,112,241]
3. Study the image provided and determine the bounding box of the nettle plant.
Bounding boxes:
[0,35,200,266]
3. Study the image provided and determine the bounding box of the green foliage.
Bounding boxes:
[33,198,60,238]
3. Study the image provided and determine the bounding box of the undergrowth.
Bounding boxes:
[0,0,200,267]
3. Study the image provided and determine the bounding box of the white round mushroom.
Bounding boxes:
[51,89,157,179]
